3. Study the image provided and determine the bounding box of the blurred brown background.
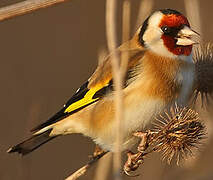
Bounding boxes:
[1,0,213,180]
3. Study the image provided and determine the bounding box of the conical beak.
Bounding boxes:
[176,26,200,46]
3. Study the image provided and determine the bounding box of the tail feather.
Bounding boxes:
[7,129,56,155]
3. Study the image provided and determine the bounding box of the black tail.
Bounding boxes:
[7,129,56,156]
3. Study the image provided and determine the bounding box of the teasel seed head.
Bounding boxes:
[193,43,213,107]
[152,105,206,165]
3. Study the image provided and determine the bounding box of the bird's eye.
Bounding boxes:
[161,26,171,34]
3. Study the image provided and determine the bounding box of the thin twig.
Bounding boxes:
[94,152,112,180]
[94,49,112,180]
[134,0,153,31]
[65,151,108,180]
[184,0,202,36]
[0,0,70,22]
[121,0,130,78]
[106,0,123,179]
[94,2,130,179]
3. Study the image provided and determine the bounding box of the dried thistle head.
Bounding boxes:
[193,43,213,106]
[152,105,206,165]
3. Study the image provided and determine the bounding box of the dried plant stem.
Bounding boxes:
[0,0,70,21]
[65,151,108,180]
[94,152,112,180]
[106,0,123,178]
[94,2,130,179]
[184,0,202,35]
[134,0,153,30]
[121,0,130,77]
[124,105,206,175]
[106,0,131,179]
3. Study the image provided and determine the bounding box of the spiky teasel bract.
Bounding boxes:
[193,43,213,106]
[151,105,206,165]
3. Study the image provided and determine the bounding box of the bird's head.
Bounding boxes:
[138,9,199,60]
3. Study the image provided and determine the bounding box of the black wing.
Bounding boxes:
[31,80,113,132]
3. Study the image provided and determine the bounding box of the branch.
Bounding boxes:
[106,0,123,179]
[0,0,70,22]
[65,151,108,180]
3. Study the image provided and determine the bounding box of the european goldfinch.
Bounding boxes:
[8,9,199,155]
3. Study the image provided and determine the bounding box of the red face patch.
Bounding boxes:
[161,35,192,56]
[159,14,192,56]
[159,14,190,28]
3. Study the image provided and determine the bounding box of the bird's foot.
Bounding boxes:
[123,130,152,176]
[133,130,152,152]
[123,151,144,176]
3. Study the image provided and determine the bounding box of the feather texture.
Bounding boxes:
[32,38,145,132]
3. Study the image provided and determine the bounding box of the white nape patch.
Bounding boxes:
[148,11,163,27]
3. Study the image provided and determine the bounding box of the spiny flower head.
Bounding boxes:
[152,105,206,165]
[193,43,213,107]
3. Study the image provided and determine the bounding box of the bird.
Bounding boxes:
[8,9,199,155]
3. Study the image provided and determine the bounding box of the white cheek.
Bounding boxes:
[144,29,193,59]
[142,11,193,59]
[147,37,178,58]
[143,12,178,58]
[143,28,162,45]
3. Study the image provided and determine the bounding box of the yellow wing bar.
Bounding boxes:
[64,83,104,113]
